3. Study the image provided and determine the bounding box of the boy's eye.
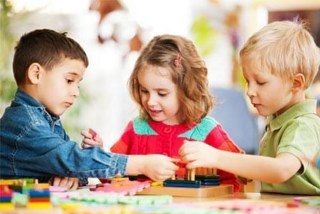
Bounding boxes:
[257,81,266,85]
[66,79,74,84]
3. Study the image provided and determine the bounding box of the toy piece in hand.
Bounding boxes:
[89,128,97,140]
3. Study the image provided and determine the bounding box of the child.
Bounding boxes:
[107,34,244,191]
[179,20,320,195]
[0,29,178,189]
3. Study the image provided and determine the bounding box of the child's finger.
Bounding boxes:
[171,157,181,163]
[183,153,198,163]
[59,177,68,187]
[82,142,93,149]
[163,169,177,177]
[89,128,97,140]
[82,139,102,147]
[81,129,97,140]
[70,180,79,190]
[185,161,200,169]
[82,138,94,144]
[168,162,179,171]
[52,177,62,186]
[179,144,192,156]
[80,130,91,138]
[66,178,78,190]
[64,178,73,190]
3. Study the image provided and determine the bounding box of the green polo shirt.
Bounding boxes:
[260,99,320,195]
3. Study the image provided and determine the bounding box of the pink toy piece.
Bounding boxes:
[89,128,97,140]
[49,186,68,192]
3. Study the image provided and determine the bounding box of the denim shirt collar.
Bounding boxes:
[14,89,61,126]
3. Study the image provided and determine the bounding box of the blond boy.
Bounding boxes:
[180,20,320,195]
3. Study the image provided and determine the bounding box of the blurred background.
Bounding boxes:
[1,0,320,152]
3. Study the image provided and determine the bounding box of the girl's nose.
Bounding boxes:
[147,94,157,106]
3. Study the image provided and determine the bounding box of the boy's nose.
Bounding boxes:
[246,89,253,98]
[246,85,256,98]
[72,87,80,97]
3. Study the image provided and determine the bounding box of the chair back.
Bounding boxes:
[210,87,260,154]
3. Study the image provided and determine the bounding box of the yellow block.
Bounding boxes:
[27,202,52,209]
[0,179,37,185]
[151,181,163,187]
[0,203,14,210]
[0,179,20,185]
[110,177,129,182]
[60,202,82,210]
[33,183,50,189]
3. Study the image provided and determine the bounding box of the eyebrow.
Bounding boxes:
[66,72,83,81]
[140,86,170,91]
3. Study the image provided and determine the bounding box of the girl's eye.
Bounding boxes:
[140,89,148,94]
[158,93,167,97]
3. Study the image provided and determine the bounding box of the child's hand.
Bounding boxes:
[81,128,104,149]
[179,140,219,169]
[49,176,79,190]
[126,155,179,181]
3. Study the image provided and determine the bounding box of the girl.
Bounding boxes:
[108,34,244,191]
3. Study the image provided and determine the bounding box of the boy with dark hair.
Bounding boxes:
[0,29,178,189]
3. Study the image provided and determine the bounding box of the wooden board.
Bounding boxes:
[137,185,233,198]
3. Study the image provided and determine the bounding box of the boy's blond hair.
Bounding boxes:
[240,20,320,88]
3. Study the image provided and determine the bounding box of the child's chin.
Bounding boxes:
[151,117,161,122]
[49,109,64,117]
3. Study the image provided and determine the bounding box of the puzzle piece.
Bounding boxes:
[164,180,201,188]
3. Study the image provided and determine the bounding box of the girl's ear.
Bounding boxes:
[27,63,43,84]
[292,73,306,92]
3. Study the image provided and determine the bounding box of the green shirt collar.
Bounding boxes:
[266,99,317,132]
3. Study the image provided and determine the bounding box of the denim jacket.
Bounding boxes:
[0,89,128,184]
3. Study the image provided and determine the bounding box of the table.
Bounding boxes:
[1,192,319,214]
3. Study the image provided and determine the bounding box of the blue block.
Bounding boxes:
[164,180,201,188]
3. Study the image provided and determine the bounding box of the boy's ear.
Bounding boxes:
[291,73,305,92]
[27,63,44,84]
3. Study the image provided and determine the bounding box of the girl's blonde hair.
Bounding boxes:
[240,20,320,88]
[129,34,214,124]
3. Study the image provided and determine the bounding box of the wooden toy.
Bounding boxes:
[137,184,233,198]
[136,163,233,197]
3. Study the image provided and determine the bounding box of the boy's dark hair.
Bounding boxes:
[13,29,89,85]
